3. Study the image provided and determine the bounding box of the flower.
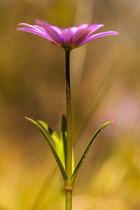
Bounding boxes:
[17,20,118,50]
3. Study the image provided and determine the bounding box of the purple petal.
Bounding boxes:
[17,27,50,40]
[51,26,62,35]
[72,28,91,45]
[70,27,77,34]
[18,23,45,32]
[87,24,104,35]
[77,24,88,29]
[61,28,73,43]
[34,25,47,33]
[18,23,43,32]
[18,23,51,39]
[36,20,62,45]
[69,25,88,35]
[81,31,119,45]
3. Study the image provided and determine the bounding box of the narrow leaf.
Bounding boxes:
[60,115,75,173]
[71,121,113,182]
[72,149,75,173]
[25,117,68,181]
[60,115,67,162]
[38,120,65,168]
[38,120,60,144]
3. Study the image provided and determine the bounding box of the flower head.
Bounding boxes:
[17,20,118,50]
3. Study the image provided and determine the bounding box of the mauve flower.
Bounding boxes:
[17,20,118,50]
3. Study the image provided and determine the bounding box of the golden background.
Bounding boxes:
[0,0,140,209]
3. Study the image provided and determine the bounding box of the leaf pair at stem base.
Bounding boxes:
[25,116,113,184]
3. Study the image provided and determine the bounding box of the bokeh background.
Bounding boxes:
[0,0,140,209]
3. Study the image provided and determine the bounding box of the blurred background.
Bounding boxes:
[0,0,140,209]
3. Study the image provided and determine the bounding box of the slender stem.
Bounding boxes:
[65,49,72,179]
[65,49,73,210]
[65,187,72,210]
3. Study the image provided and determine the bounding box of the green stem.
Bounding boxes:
[65,186,73,210]
[65,49,73,210]
[65,49,72,179]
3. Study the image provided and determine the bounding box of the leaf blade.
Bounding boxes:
[38,120,60,144]
[60,115,67,167]
[38,120,65,167]
[71,121,113,182]
[25,117,68,181]
[60,115,75,173]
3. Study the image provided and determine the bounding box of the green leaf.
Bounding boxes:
[60,115,67,165]
[60,115,75,173]
[38,120,60,144]
[38,120,65,168]
[71,121,113,183]
[25,117,68,181]
[72,149,75,174]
